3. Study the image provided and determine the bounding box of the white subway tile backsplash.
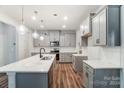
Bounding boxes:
[87,46,101,60]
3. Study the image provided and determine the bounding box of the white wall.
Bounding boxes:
[0,11,32,66]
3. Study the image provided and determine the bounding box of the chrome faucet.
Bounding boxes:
[40,48,46,58]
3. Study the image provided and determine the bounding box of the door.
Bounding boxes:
[4,23,17,64]
[0,22,4,66]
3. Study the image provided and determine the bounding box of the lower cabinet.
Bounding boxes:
[72,55,88,77]
[59,53,76,62]
[83,62,120,88]
[16,58,56,88]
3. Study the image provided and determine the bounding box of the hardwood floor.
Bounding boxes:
[52,63,84,88]
[0,63,83,88]
[0,73,8,88]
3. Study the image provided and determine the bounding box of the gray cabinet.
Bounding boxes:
[83,62,120,88]
[33,30,76,47]
[60,33,65,46]
[70,34,76,47]
[92,5,120,46]
[60,52,76,62]
[64,34,70,47]
[33,31,49,47]
[60,32,76,47]
[49,31,59,41]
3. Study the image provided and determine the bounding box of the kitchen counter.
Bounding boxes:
[60,51,77,53]
[0,54,56,88]
[83,60,122,69]
[0,54,56,73]
[72,54,87,58]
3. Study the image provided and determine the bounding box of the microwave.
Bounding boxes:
[50,41,59,47]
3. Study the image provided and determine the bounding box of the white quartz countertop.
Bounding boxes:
[60,51,77,53]
[72,54,87,57]
[83,60,122,69]
[0,54,56,73]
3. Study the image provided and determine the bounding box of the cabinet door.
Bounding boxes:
[60,33,65,46]
[70,34,76,47]
[64,34,70,47]
[92,15,100,45]
[54,31,59,41]
[99,9,107,45]
[49,32,55,41]
[41,35,50,46]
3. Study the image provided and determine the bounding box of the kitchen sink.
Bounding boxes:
[41,56,52,60]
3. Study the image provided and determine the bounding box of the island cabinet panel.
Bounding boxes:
[16,73,48,88]
[83,62,120,88]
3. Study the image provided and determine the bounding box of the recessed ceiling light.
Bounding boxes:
[53,14,58,16]
[64,16,68,20]
[40,25,44,28]
[32,16,36,20]
[62,25,66,28]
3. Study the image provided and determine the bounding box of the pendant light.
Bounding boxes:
[32,24,39,39]
[19,5,25,35]
[40,35,44,41]
[32,30,39,39]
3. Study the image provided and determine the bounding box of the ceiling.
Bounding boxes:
[0,5,101,31]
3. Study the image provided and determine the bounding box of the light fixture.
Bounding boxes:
[40,35,44,41]
[19,6,25,35]
[62,25,66,28]
[32,31,39,39]
[32,16,36,20]
[64,16,68,21]
[80,25,84,30]
[53,13,58,16]
[40,25,44,28]
[31,11,38,21]
[19,24,25,35]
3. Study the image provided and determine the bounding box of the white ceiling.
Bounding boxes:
[0,5,101,31]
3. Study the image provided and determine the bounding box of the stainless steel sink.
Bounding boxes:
[41,56,52,60]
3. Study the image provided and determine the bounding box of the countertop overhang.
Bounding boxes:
[83,60,122,69]
[0,54,56,73]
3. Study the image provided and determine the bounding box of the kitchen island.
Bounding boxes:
[83,60,121,88]
[0,54,56,88]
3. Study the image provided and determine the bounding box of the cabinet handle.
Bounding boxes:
[96,39,100,43]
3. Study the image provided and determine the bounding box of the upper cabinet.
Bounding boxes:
[33,30,76,47]
[60,31,76,47]
[92,5,120,46]
[49,31,59,41]
[33,31,50,47]
[80,13,95,37]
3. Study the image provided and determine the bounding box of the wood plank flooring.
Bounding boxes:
[52,63,83,88]
[0,63,83,88]
[0,73,8,88]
